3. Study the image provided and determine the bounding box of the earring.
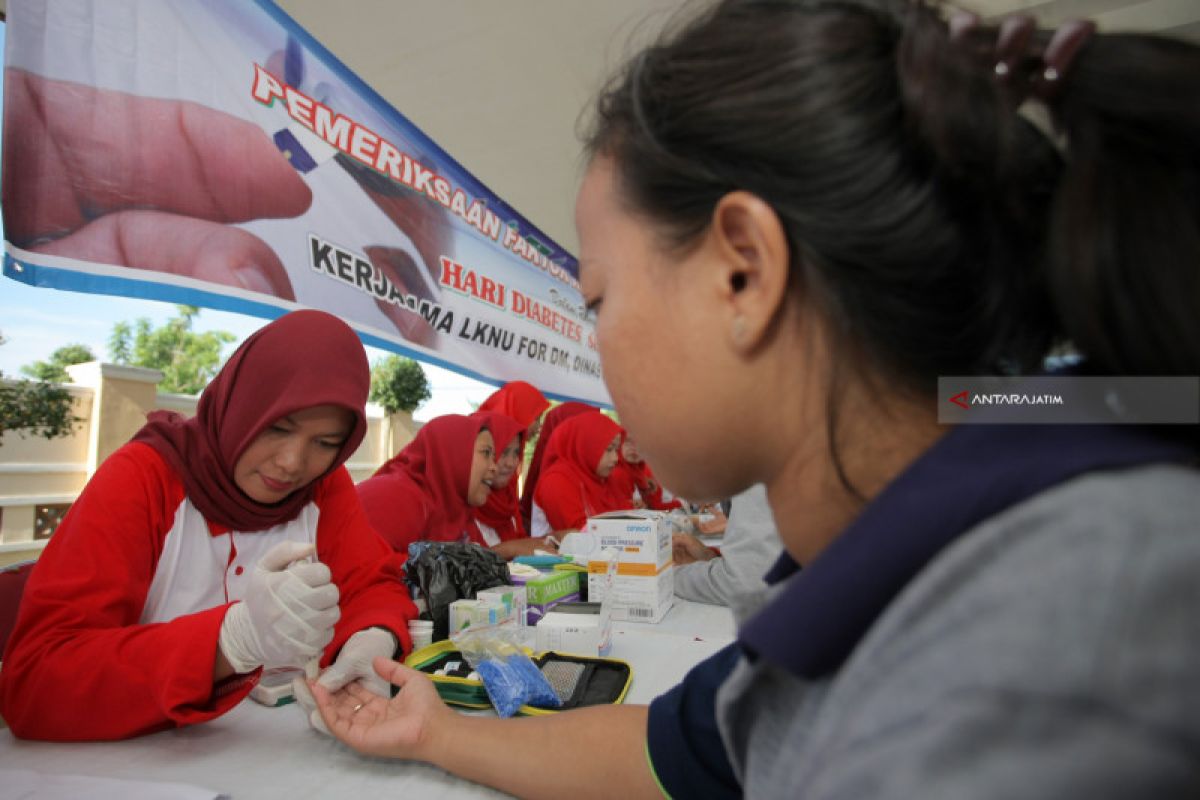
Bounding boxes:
[731,315,747,342]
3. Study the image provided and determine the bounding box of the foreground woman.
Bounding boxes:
[0,310,415,741]
[313,1,1200,796]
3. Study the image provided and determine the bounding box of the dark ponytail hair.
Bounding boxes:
[583,0,1200,393]
[1049,34,1200,375]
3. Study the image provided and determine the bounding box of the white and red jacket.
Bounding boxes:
[0,442,415,741]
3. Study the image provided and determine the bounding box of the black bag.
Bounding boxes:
[404,541,511,640]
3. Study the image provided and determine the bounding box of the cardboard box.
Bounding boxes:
[476,585,528,628]
[585,510,673,568]
[511,570,580,625]
[447,597,512,636]
[588,565,674,623]
[586,511,674,623]
[535,601,611,657]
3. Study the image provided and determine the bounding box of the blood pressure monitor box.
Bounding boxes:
[585,511,674,623]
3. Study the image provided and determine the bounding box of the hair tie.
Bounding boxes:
[948,10,979,43]
[993,14,1036,79]
[944,12,1095,155]
[1032,19,1097,100]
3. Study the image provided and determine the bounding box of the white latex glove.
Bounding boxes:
[292,627,398,734]
[218,541,340,674]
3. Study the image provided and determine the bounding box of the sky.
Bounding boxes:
[0,21,498,422]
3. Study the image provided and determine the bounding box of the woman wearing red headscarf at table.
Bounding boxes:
[478,380,550,444]
[471,412,557,559]
[608,433,683,511]
[0,310,416,742]
[477,381,549,531]
[531,412,625,536]
[356,414,498,552]
[520,401,595,531]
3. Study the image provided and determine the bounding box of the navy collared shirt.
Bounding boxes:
[647,423,1195,799]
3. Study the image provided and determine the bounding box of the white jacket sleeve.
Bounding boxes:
[674,484,782,606]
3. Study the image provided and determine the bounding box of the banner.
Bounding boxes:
[1,0,609,405]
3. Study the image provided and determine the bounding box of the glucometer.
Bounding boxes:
[248,667,303,707]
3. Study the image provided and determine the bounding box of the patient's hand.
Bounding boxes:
[311,656,451,761]
[672,533,717,565]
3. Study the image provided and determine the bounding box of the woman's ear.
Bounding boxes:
[708,191,790,353]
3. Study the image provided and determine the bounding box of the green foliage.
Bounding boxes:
[108,305,236,395]
[0,331,81,445]
[369,355,431,414]
[21,343,96,383]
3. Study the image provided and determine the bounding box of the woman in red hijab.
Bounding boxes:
[476,381,549,540]
[531,412,625,535]
[520,401,595,530]
[471,412,556,558]
[0,310,415,742]
[608,433,683,511]
[478,380,550,441]
[357,414,498,552]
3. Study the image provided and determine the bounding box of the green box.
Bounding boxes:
[520,570,579,605]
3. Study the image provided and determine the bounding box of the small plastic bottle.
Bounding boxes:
[408,619,434,650]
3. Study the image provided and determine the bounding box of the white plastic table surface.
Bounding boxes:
[0,600,735,799]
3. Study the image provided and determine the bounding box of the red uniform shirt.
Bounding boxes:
[0,443,413,741]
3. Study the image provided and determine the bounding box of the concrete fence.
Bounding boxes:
[0,362,418,563]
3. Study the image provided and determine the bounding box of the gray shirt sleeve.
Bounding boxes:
[674,483,782,606]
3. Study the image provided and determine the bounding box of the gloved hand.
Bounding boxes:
[293,627,399,734]
[218,541,341,674]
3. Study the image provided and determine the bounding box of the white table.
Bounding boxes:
[0,600,735,799]
[608,596,734,703]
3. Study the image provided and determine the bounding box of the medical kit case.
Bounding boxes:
[404,639,631,715]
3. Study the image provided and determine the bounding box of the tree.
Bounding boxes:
[108,306,236,394]
[0,331,81,445]
[21,343,96,383]
[370,355,431,414]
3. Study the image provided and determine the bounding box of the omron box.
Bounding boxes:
[586,511,674,623]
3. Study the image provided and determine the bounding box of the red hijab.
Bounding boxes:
[520,401,595,526]
[470,411,526,541]
[478,381,549,430]
[357,413,489,550]
[534,412,624,529]
[132,310,369,532]
[478,381,547,538]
